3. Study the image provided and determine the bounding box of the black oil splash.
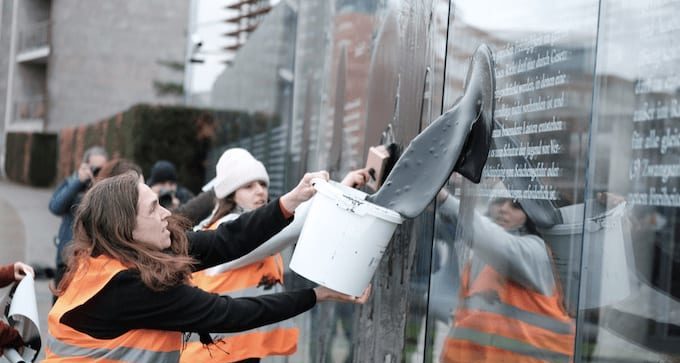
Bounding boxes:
[367,44,496,218]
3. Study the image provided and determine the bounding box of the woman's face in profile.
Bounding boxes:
[133,183,172,249]
[234,180,268,211]
[492,201,527,231]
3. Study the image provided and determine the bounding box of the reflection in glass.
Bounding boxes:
[437,187,575,362]
[287,1,387,361]
[428,0,599,361]
[194,0,680,360]
[580,0,680,361]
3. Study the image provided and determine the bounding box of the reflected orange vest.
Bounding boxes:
[441,264,575,363]
[44,255,182,363]
[180,219,298,362]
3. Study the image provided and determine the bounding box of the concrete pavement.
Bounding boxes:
[0,176,60,362]
[0,177,59,266]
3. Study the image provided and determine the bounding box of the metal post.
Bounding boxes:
[183,0,198,105]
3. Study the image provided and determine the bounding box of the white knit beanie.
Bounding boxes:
[202,148,269,199]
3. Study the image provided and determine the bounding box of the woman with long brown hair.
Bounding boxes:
[44,171,369,363]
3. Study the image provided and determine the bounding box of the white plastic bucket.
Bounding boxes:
[539,202,636,312]
[290,179,404,296]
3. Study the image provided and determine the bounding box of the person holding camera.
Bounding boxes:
[48,145,108,294]
[147,160,195,210]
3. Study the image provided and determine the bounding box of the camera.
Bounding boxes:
[90,166,101,177]
[158,189,176,209]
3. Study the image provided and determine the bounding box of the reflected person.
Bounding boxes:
[437,189,575,363]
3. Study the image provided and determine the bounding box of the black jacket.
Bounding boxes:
[60,198,316,338]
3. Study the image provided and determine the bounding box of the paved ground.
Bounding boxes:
[0,177,59,362]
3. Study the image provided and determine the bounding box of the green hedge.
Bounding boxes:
[54,104,276,193]
[3,104,280,190]
[129,105,215,193]
[5,132,57,187]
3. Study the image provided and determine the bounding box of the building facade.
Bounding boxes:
[0,0,188,173]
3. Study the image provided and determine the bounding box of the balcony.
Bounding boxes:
[224,5,272,24]
[10,97,46,131]
[224,42,244,51]
[223,23,259,37]
[226,0,274,10]
[16,21,50,64]
[226,0,258,9]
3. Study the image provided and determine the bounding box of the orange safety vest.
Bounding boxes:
[441,263,575,363]
[44,255,182,363]
[180,219,298,362]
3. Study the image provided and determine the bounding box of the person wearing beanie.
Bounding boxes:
[182,149,373,362]
[181,148,292,363]
[147,160,195,210]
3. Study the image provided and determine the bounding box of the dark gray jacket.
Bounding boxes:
[48,173,88,266]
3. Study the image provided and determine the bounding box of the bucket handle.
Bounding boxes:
[311,178,321,186]
[584,202,626,232]
[312,178,368,215]
[311,178,327,188]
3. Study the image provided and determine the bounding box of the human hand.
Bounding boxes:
[0,321,23,352]
[77,163,94,183]
[280,171,329,212]
[597,192,625,208]
[341,168,371,188]
[314,284,371,304]
[436,187,450,203]
[13,262,33,281]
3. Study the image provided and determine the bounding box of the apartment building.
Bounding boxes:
[0,0,188,172]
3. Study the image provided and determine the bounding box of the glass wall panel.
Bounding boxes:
[403,3,450,362]
[578,1,680,361]
[286,2,382,361]
[286,0,449,361]
[428,1,599,362]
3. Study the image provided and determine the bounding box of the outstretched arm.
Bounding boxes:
[203,169,368,274]
[187,197,292,270]
[61,271,369,337]
[188,171,329,270]
[438,192,556,294]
